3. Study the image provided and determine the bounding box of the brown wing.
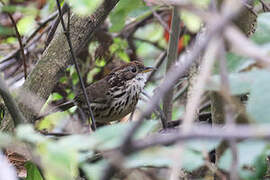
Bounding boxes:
[74,78,112,105]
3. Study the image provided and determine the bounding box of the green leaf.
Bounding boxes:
[182,148,204,171]
[208,70,270,123]
[126,141,214,171]
[180,10,202,33]
[134,23,164,42]
[25,161,43,180]
[191,0,210,8]
[240,152,267,180]
[81,161,106,180]
[38,142,79,180]
[185,139,220,152]
[118,51,130,62]
[0,25,15,36]
[59,120,158,151]
[125,146,204,171]
[251,13,270,45]
[109,0,144,32]
[0,5,38,15]
[87,67,100,83]
[67,0,103,16]
[219,140,267,179]
[213,52,255,74]
[0,103,5,124]
[125,147,173,168]
[16,124,47,144]
[59,76,67,83]
[247,70,270,123]
[51,93,63,101]
[17,15,36,35]
[182,140,219,170]
[206,72,254,95]
[71,72,79,85]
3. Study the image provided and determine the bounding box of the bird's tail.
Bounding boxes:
[34,100,75,121]
[56,100,76,111]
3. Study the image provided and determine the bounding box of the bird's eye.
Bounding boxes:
[130,66,137,73]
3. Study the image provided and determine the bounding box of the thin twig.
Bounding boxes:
[131,124,270,152]
[219,40,238,180]
[150,6,170,33]
[27,11,58,45]
[0,11,57,64]
[0,0,27,79]
[39,131,71,137]
[146,51,167,83]
[260,0,270,11]
[132,37,165,51]
[172,81,188,102]
[142,91,166,128]
[182,37,221,132]
[55,0,96,131]
[242,2,257,17]
[224,26,270,66]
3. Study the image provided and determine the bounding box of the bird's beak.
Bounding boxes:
[142,67,155,73]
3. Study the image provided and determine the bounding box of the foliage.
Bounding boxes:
[109,0,146,32]
[25,161,44,180]
[0,0,270,179]
[66,0,103,16]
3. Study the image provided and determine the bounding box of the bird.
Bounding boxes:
[48,61,154,123]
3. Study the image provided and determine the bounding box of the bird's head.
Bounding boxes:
[107,61,154,88]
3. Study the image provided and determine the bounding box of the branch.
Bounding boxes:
[260,0,270,11]
[131,124,270,151]
[0,76,26,126]
[224,25,270,66]
[132,37,165,51]
[163,7,181,126]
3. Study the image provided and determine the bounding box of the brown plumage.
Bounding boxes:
[59,61,153,123]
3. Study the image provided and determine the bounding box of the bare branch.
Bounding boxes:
[182,37,221,132]
[131,124,270,151]
[0,76,26,126]
[224,26,270,66]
